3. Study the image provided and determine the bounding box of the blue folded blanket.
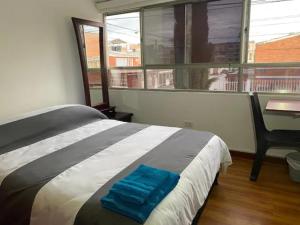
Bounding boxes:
[101,165,180,223]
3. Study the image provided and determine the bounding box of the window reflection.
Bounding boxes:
[109,69,144,89]
[146,67,239,91]
[144,5,185,65]
[243,67,300,93]
[191,0,242,63]
[83,25,103,106]
[144,0,243,65]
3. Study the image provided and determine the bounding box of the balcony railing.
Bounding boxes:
[108,69,300,94]
[211,78,300,93]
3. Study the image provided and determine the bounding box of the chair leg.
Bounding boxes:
[250,145,267,181]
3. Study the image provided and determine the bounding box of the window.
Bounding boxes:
[109,69,144,89]
[147,69,175,89]
[144,5,185,65]
[243,67,300,93]
[189,0,242,63]
[144,0,243,64]
[147,67,239,91]
[116,58,128,67]
[248,0,300,63]
[111,46,122,52]
[105,0,300,94]
[106,12,141,67]
[244,0,300,93]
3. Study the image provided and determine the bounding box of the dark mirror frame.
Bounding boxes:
[72,17,109,110]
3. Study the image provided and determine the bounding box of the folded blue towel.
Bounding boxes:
[124,164,170,188]
[110,180,154,205]
[101,165,180,223]
[110,164,170,205]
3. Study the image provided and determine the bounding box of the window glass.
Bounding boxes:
[143,0,243,65]
[147,67,239,91]
[104,1,300,94]
[144,5,185,65]
[248,0,300,63]
[147,69,175,89]
[190,0,243,63]
[243,67,300,93]
[109,69,144,89]
[106,12,141,67]
[83,25,103,106]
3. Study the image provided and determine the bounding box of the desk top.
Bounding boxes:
[266,99,300,113]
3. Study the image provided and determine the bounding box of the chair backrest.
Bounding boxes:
[249,92,267,136]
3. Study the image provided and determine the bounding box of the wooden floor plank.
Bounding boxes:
[199,156,300,225]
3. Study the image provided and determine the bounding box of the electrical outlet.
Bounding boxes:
[183,121,193,128]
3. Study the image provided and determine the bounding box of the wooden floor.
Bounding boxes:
[199,155,300,225]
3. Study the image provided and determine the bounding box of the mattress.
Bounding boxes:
[0,105,231,225]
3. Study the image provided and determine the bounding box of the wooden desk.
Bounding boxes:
[266,99,300,116]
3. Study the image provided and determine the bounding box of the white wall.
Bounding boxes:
[0,0,102,120]
[110,90,300,157]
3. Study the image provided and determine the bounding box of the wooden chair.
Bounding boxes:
[249,92,300,181]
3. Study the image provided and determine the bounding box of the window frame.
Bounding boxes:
[104,0,300,94]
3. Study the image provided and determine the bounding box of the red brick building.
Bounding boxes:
[255,34,300,63]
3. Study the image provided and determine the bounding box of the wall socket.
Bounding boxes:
[183,121,193,128]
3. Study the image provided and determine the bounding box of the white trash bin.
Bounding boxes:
[286,152,300,183]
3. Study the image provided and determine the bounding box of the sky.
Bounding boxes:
[105,0,300,44]
[106,12,140,44]
[250,0,300,42]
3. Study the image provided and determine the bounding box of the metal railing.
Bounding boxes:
[109,71,300,93]
[212,78,300,93]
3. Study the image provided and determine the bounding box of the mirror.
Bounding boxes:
[72,18,109,109]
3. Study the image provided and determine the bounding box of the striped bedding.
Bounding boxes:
[0,105,232,225]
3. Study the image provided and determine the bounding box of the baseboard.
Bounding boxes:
[229,150,286,164]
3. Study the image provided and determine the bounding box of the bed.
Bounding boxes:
[0,105,231,225]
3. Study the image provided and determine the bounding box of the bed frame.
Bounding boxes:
[192,172,219,225]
